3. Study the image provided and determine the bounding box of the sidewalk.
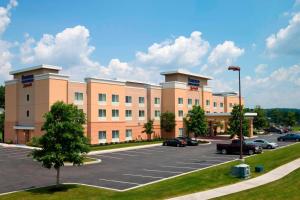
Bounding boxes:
[169,158,300,200]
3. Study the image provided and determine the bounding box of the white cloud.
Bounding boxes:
[203,41,244,75]
[243,64,300,108]
[255,64,268,75]
[136,31,210,67]
[266,12,300,56]
[0,0,17,82]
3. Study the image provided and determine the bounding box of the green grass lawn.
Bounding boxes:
[1,143,300,200]
[89,140,162,151]
[292,125,300,132]
[215,167,300,200]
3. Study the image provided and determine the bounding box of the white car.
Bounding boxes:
[252,139,278,149]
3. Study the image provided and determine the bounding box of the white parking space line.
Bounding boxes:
[110,152,139,157]
[95,155,123,160]
[99,178,140,185]
[143,169,183,174]
[160,165,198,170]
[140,148,164,153]
[123,174,164,179]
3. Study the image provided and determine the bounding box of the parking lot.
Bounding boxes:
[0,133,294,194]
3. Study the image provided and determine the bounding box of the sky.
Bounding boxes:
[0,0,300,108]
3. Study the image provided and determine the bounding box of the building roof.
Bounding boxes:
[160,69,213,80]
[213,92,238,96]
[9,64,62,75]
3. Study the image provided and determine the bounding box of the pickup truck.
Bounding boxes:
[216,140,262,155]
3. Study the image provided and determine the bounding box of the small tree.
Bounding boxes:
[184,105,207,137]
[31,101,90,187]
[253,105,268,130]
[0,85,4,109]
[142,119,154,140]
[228,105,249,137]
[285,112,296,127]
[160,112,176,132]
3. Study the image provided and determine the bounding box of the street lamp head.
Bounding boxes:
[228,66,240,71]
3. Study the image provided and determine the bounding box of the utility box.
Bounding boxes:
[255,165,264,173]
[231,164,251,179]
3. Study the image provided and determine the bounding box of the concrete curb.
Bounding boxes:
[64,158,101,166]
[88,143,162,155]
[0,143,40,150]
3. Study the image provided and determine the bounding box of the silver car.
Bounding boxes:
[252,139,278,149]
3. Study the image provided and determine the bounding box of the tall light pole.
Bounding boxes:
[228,66,243,160]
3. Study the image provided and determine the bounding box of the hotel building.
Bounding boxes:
[4,64,250,144]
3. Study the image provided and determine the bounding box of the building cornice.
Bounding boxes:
[10,64,62,75]
[34,73,69,81]
[85,77,126,86]
[5,79,18,86]
[161,81,187,89]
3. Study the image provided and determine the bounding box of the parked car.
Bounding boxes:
[163,138,187,147]
[216,139,262,155]
[277,134,300,142]
[176,137,198,146]
[264,126,283,134]
[252,139,278,149]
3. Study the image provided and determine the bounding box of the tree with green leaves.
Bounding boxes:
[253,105,268,130]
[285,112,296,127]
[142,119,155,140]
[31,101,90,186]
[228,105,249,137]
[0,85,4,109]
[0,112,4,142]
[184,105,207,137]
[160,112,176,132]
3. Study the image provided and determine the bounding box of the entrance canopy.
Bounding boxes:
[13,125,35,130]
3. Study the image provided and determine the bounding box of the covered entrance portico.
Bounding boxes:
[13,126,35,144]
[205,113,256,138]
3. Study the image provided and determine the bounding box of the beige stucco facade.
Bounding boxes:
[4,65,245,144]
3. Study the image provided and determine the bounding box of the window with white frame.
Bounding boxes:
[125,110,132,117]
[125,129,132,140]
[125,96,132,104]
[98,131,106,143]
[213,102,217,108]
[195,99,200,105]
[155,110,160,118]
[188,98,192,105]
[178,110,184,117]
[154,97,160,105]
[98,93,106,102]
[206,100,210,106]
[75,92,83,101]
[139,97,145,104]
[112,130,119,142]
[112,94,119,103]
[98,109,106,119]
[112,109,119,119]
[178,97,183,105]
[220,102,224,107]
[139,110,145,118]
[179,128,184,137]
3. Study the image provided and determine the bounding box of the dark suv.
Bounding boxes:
[177,137,199,146]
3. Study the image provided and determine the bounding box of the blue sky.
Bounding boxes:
[1,0,300,108]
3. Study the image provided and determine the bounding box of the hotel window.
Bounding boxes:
[26,110,29,117]
[126,129,132,140]
[154,97,160,105]
[220,102,224,108]
[112,130,120,142]
[98,131,106,140]
[75,92,83,101]
[179,128,184,137]
[178,97,183,105]
[178,110,184,117]
[112,109,119,117]
[125,96,132,103]
[139,97,145,104]
[139,110,145,117]
[195,99,200,105]
[98,93,106,102]
[98,109,106,117]
[188,98,192,105]
[112,94,119,103]
[206,100,210,106]
[155,110,161,118]
[125,110,132,118]
[213,102,217,108]
[26,94,30,102]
